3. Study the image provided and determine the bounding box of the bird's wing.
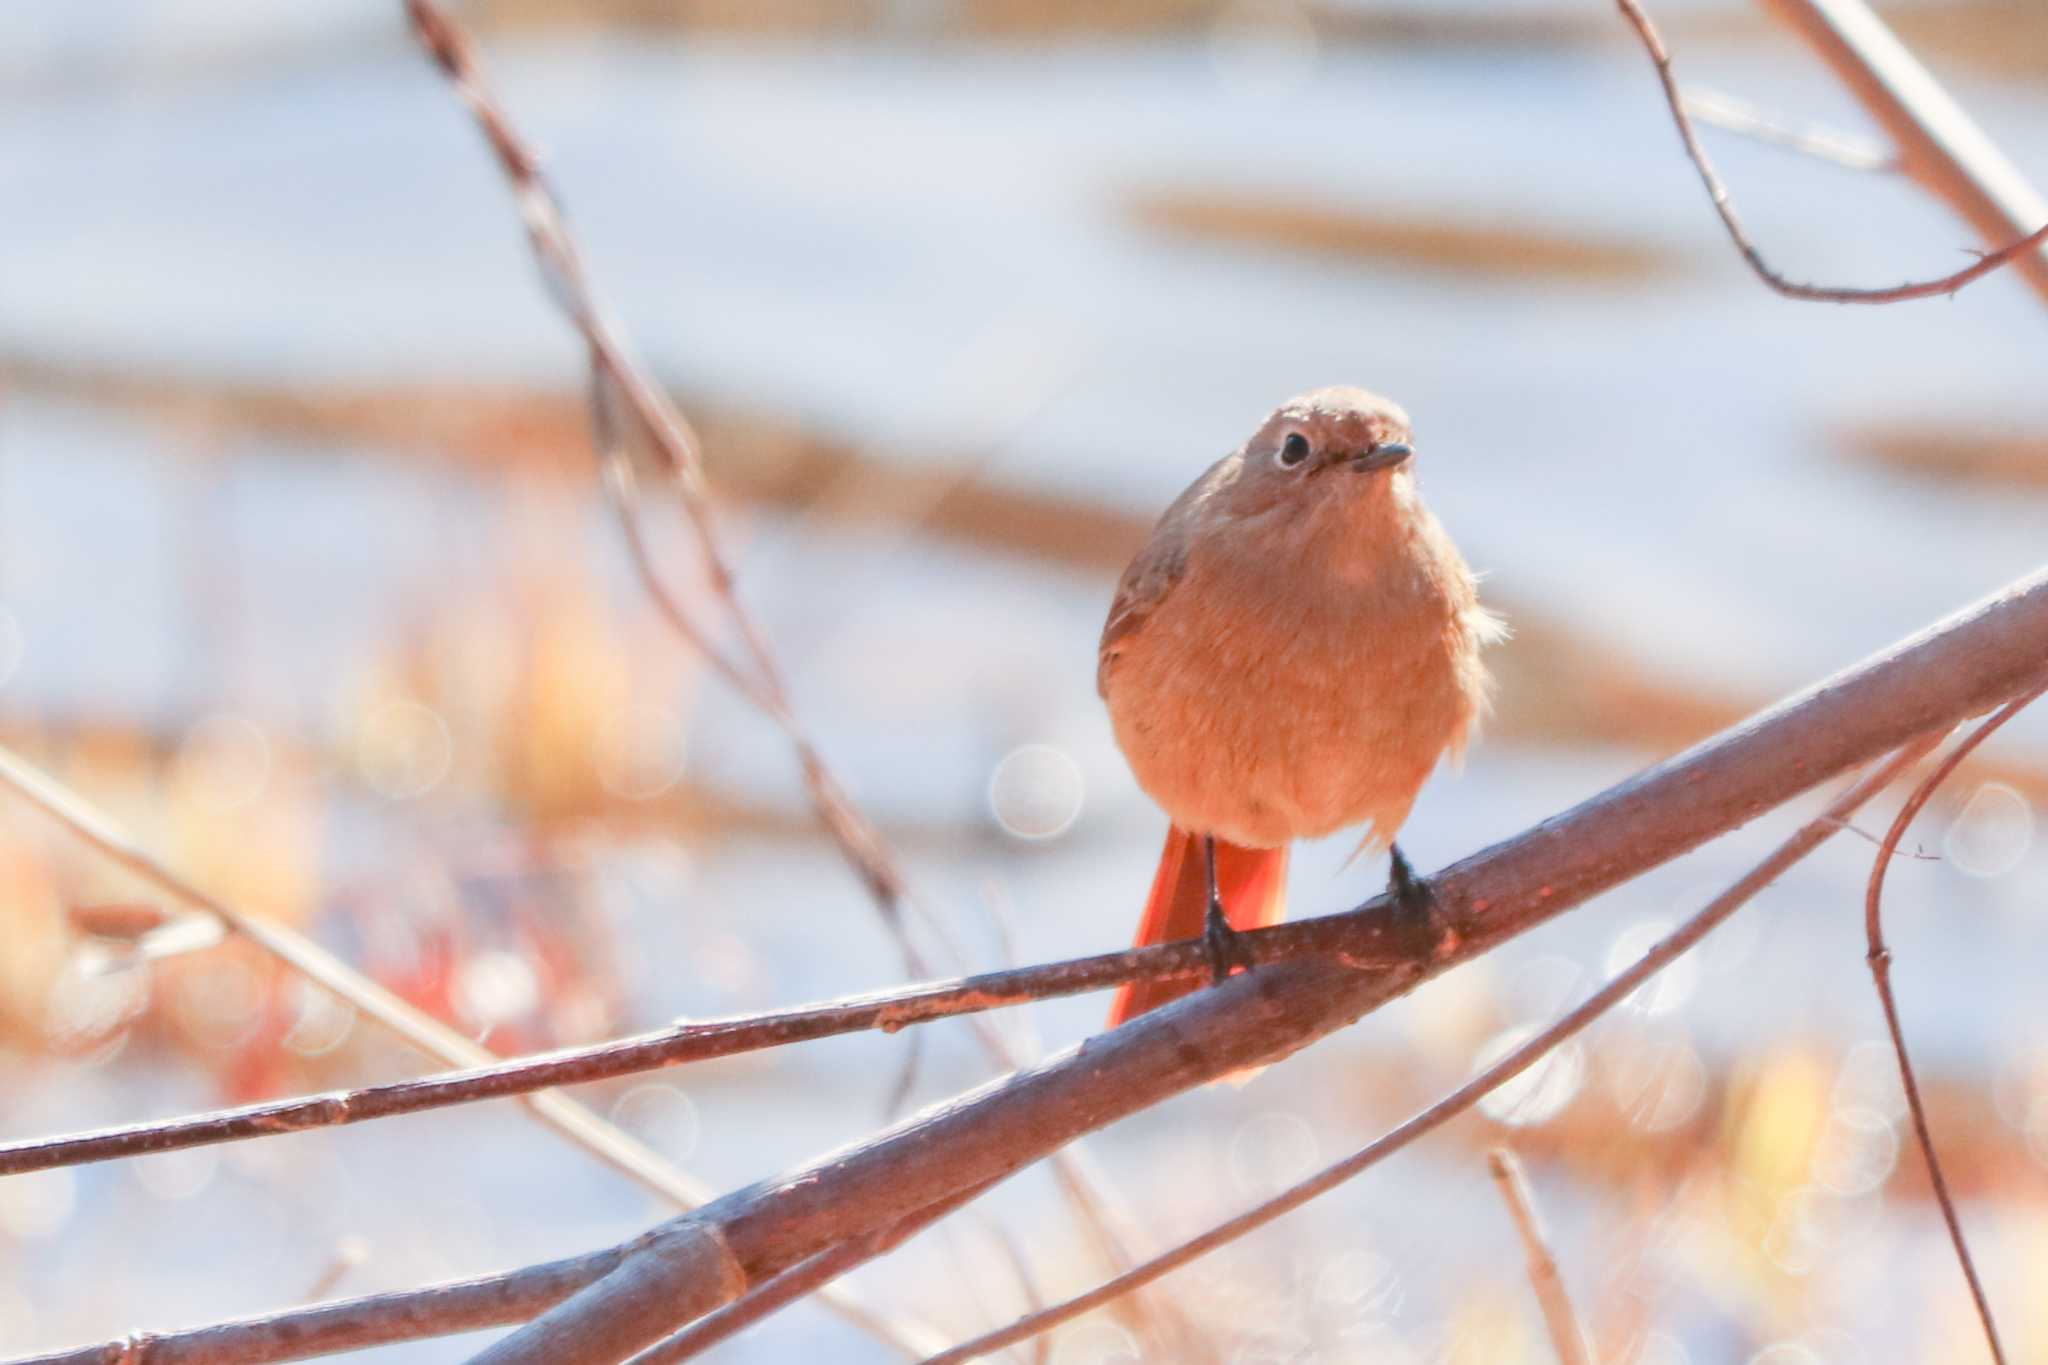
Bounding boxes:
[1097,458,1229,697]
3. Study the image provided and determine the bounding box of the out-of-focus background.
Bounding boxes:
[2,1,2046,1360]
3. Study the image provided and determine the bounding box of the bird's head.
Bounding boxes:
[1217,386,1416,521]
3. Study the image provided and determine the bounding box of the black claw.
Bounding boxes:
[1388,842,1448,939]
[1387,843,1430,911]
[1199,833,1253,985]
[1201,898,1253,985]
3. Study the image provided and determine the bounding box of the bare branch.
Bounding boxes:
[0,744,939,1360]
[1616,0,2048,302]
[14,563,2043,1365]
[1680,87,1894,173]
[1760,0,2048,306]
[1487,1148,1594,1365]
[916,737,1940,1364]
[0,939,1265,1177]
[1862,682,2046,1365]
[10,1245,626,1365]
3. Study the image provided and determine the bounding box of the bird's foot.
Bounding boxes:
[1202,898,1254,985]
[1388,843,1451,945]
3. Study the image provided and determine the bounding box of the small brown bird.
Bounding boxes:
[1100,386,1502,1026]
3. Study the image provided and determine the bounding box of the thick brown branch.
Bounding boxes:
[917,737,1939,1364]
[14,566,2045,1365]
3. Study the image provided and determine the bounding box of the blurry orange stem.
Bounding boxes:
[1488,1148,1594,1365]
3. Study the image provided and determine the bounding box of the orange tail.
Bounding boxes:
[1106,827,1288,1029]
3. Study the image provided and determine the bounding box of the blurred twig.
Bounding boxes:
[1616,0,2048,302]
[1487,1148,1593,1365]
[407,3,1176,1345]
[0,744,940,1361]
[1680,88,1894,173]
[1759,0,2048,307]
[1861,682,2047,1365]
[405,0,914,941]
[301,1238,372,1305]
[916,737,1940,1364]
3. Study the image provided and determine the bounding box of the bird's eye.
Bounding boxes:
[1275,432,1311,469]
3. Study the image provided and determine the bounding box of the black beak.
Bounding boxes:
[1347,441,1413,474]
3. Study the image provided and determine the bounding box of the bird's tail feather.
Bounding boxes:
[1106,826,1288,1028]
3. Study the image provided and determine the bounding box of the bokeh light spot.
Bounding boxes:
[1314,1249,1401,1317]
[1831,1040,1909,1123]
[355,700,452,799]
[595,703,690,800]
[1607,1032,1707,1133]
[1604,919,1698,1016]
[43,959,147,1051]
[1473,1026,1584,1127]
[608,1083,701,1160]
[1810,1106,1897,1196]
[0,1169,74,1240]
[132,1145,219,1201]
[453,949,539,1032]
[988,744,1084,840]
[284,981,356,1058]
[1943,782,2031,879]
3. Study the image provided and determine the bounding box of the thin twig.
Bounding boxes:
[0,743,938,1360]
[1487,1148,1594,1365]
[917,737,1941,1364]
[0,893,1384,1176]
[1759,0,2048,307]
[1862,681,2047,1365]
[1815,813,1938,859]
[1681,87,1895,173]
[1616,0,2048,302]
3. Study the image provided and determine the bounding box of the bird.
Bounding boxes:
[1099,385,1502,1027]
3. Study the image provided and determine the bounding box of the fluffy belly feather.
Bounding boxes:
[1104,558,1481,849]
